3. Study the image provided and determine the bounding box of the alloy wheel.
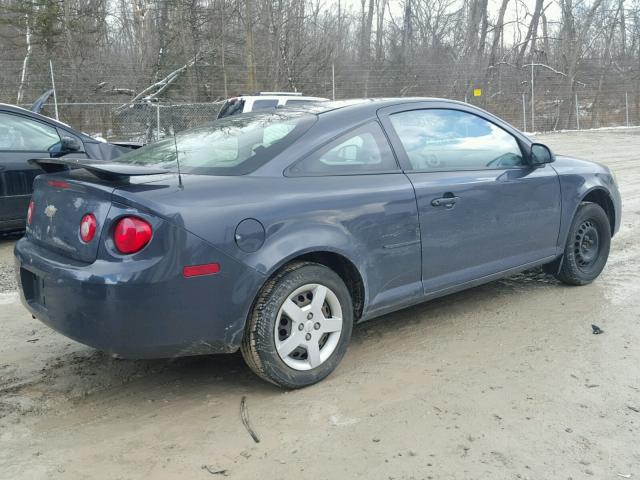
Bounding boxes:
[274,283,343,371]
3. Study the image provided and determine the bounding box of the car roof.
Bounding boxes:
[252,96,531,177]
[281,97,468,116]
[236,95,329,101]
[0,102,94,140]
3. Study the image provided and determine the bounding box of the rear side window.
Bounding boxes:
[288,122,398,176]
[0,112,60,151]
[389,109,524,171]
[251,99,279,111]
[114,111,315,176]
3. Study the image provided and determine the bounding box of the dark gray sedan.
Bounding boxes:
[0,103,136,232]
[15,98,621,388]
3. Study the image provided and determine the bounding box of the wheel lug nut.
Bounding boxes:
[298,324,304,331]
[305,333,312,341]
[307,312,313,320]
[314,322,321,330]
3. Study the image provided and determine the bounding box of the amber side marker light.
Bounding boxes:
[183,263,221,278]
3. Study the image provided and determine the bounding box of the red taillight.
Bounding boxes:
[27,200,34,225]
[80,214,97,243]
[113,216,152,254]
[183,263,221,278]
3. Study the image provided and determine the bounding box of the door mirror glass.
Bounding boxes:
[531,143,553,165]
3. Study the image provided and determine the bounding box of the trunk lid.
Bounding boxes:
[26,158,172,263]
[27,174,115,263]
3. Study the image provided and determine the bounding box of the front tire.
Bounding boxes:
[555,202,611,285]
[241,262,353,389]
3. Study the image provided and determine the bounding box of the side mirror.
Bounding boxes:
[530,143,554,165]
[50,136,83,158]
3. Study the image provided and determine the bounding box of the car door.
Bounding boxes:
[0,112,63,229]
[379,103,561,295]
[287,121,423,317]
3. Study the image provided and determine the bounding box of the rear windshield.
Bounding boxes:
[113,111,315,175]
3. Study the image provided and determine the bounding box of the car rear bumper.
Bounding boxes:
[0,217,25,233]
[14,236,265,359]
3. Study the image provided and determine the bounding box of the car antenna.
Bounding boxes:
[172,131,184,189]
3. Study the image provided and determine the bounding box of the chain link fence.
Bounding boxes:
[29,101,224,143]
[8,60,639,142]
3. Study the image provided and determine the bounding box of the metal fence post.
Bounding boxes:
[332,63,336,100]
[626,92,630,127]
[575,93,580,130]
[530,64,535,132]
[49,59,59,121]
[522,93,527,131]
[156,103,161,141]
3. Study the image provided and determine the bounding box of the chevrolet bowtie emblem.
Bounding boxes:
[44,204,57,218]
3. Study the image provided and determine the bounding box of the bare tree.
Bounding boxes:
[0,0,637,133]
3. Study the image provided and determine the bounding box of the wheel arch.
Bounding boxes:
[546,185,615,276]
[581,187,616,236]
[255,248,367,322]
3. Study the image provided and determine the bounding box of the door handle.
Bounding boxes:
[431,195,459,209]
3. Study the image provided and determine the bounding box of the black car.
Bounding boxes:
[0,103,136,232]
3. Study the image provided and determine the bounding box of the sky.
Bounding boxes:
[328,0,562,45]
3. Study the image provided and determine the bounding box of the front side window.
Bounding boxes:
[114,110,315,175]
[389,109,524,171]
[289,122,398,176]
[0,113,60,151]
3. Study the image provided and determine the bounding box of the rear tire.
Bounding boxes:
[241,262,353,389]
[555,202,611,286]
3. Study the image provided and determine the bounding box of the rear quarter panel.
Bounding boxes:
[113,173,422,319]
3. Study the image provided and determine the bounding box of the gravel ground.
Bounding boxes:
[1,128,639,480]
[0,232,19,292]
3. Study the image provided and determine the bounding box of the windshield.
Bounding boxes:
[114,111,315,175]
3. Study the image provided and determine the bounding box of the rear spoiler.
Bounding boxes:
[29,158,170,181]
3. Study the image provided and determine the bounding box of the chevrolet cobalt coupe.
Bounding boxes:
[15,99,620,388]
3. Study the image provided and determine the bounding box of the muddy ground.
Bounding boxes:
[1,129,639,480]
